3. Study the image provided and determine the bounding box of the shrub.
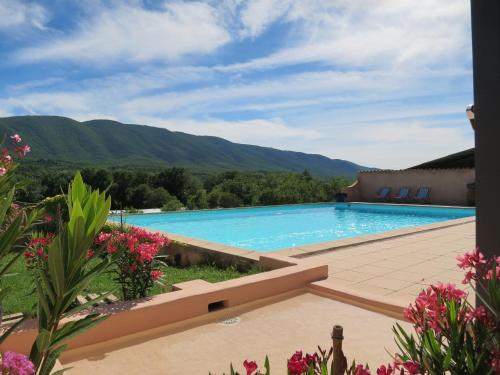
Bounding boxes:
[146,187,171,208]
[95,226,169,300]
[35,194,67,232]
[29,172,115,375]
[0,133,38,374]
[161,195,184,211]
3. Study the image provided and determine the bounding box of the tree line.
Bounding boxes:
[16,166,351,210]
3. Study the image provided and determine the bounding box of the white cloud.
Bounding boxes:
[239,0,292,38]
[127,116,321,145]
[217,0,471,72]
[318,121,473,169]
[0,0,48,30]
[15,1,230,64]
[1,0,474,169]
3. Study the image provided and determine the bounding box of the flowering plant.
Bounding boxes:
[94,226,169,300]
[29,172,116,375]
[0,351,35,375]
[395,250,499,375]
[23,232,54,271]
[217,250,499,375]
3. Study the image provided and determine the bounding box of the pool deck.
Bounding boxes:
[308,220,475,305]
[62,292,412,375]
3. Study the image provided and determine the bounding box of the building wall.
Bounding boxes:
[344,169,475,206]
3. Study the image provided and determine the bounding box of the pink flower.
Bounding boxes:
[85,249,95,259]
[23,251,34,259]
[457,249,487,283]
[486,266,500,281]
[43,214,53,223]
[404,283,466,333]
[465,305,489,324]
[1,351,35,375]
[14,144,30,158]
[403,361,420,375]
[2,152,12,166]
[95,232,111,245]
[150,270,163,281]
[136,243,158,263]
[0,167,6,176]
[354,364,371,375]
[287,351,309,374]
[376,364,393,375]
[106,242,117,254]
[10,134,22,144]
[243,360,258,375]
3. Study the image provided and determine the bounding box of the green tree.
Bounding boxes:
[146,187,171,208]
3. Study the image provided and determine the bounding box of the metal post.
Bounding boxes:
[470,1,500,278]
[120,202,123,230]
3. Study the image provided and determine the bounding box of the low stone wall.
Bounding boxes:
[344,168,475,206]
[165,240,259,271]
[0,255,327,356]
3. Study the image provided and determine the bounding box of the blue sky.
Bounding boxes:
[0,0,474,168]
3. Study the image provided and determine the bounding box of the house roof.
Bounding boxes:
[409,148,475,169]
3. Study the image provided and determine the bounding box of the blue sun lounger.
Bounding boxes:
[414,187,431,204]
[392,187,411,202]
[376,187,391,201]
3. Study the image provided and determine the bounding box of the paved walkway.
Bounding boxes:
[65,293,411,374]
[307,222,475,306]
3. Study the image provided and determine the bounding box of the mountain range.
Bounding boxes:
[0,116,370,177]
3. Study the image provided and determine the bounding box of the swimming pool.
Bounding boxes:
[110,203,475,252]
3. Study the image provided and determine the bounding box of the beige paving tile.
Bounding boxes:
[320,277,357,288]
[356,264,395,276]
[396,283,428,296]
[360,276,414,291]
[347,283,395,296]
[332,270,377,283]
[389,270,428,283]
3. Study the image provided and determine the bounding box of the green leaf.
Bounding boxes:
[264,356,270,375]
[38,345,68,375]
[50,367,73,375]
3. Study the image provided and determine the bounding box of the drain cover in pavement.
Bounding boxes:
[217,317,241,325]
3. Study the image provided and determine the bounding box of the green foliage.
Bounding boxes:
[29,172,114,375]
[161,194,184,211]
[36,194,67,232]
[394,258,499,375]
[0,165,42,343]
[15,163,352,211]
[0,115,369,177]
[0,256,261,314]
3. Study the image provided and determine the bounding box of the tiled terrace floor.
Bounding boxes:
[65,293,411,374]
[308,222,475,306]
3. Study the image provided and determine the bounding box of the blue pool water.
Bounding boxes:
[110,203,475,252]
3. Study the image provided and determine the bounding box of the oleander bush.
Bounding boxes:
[0,133,39,374]
[94,226,169,300]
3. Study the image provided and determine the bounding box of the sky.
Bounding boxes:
[0,0,474,169]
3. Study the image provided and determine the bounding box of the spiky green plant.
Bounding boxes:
[29,172,114,375]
